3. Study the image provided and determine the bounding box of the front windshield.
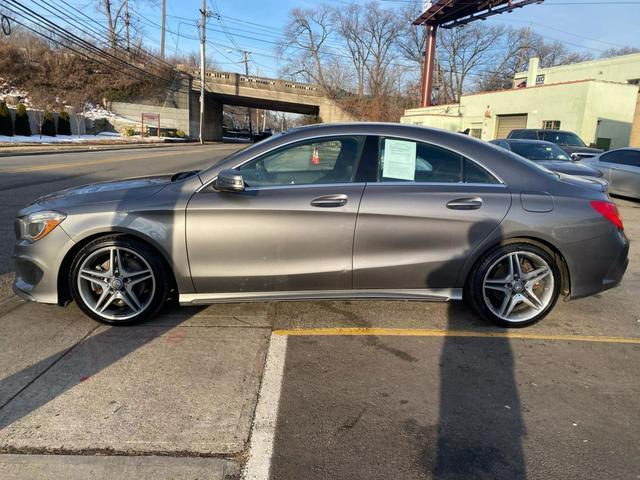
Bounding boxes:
[541,131,586,147]
[509,142,571,162]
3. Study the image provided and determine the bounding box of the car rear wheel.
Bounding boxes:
[468,243,561,328]
[70,236,169,325]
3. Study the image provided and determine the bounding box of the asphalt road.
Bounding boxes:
[0,145,639,479]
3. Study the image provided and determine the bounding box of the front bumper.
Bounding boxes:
[12,225,76,305]
[566,228,629,299]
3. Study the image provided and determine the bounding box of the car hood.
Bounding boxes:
[560,145,603,156]
[22,175,172,214]
[539,160,601,177]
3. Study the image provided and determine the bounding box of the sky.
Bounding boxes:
[74,0,640,78]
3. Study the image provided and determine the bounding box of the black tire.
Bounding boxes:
[466,242,561,328]
[70,235,170,325]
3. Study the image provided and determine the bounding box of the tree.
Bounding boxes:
[14,103,31,136]
[41,110,56,136]
[600,46,640,58]
[334,3,372,97]
[0,100,14,136]
[57,109,72,135]
[279,5,337,95]
[29,91,57,138]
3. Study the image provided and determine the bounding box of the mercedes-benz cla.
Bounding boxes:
[13,123,629,327]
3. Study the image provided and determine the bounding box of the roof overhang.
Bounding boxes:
[413,0,544,28]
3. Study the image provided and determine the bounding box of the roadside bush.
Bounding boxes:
[41,110,56,136]
[122,126,136,137]
[57,109,72,135]
[175,129,186,138]
[14,103,31,136]
[0,100,14,136]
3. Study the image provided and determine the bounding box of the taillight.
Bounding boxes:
[590,201,623,230]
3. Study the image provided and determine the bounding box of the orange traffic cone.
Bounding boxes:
[311,147,320,165]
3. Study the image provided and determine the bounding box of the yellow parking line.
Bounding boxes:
[0,147,229,173]
[273,328,640,345]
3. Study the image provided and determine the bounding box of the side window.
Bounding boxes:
[377,138,498,184]
[521,130,538,140]
[509,130,523,139]
[598,151,640,166]
[236,136,365,187]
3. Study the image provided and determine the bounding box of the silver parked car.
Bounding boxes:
[13,123,629,328]
[581,148,640,199]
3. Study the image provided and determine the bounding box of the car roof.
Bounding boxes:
[495,138,557,146]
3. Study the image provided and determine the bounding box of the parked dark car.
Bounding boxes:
[507,129,603,159]
[581,148,640,199]
[13,123,628,328]
[490,139,605,181]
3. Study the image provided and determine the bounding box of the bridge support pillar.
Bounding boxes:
[190,91,223,141]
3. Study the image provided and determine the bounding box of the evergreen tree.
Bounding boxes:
[14,103,31,136]
[0,100,14,136]
[41,110,56,136]
[57,109,72,135]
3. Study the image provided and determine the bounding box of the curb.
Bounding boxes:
[0,141,202,158]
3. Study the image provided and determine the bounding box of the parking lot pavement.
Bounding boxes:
[0,163,638,479]
[0,302,269,456]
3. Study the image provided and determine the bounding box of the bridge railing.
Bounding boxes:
[179,66,321,96]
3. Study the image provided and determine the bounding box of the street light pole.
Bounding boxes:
[160,0,166,61]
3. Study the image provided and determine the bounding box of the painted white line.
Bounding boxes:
[242,333,288,480]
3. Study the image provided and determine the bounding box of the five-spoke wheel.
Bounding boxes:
[468,243,561,327]
[70,236,169,324]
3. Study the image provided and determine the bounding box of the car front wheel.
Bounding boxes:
[70,236,169,325]
[468,243,561,328]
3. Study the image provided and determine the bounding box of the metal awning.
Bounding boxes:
[413,0,544,28]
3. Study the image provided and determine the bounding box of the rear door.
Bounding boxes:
[353,137,512,291]
[606,150,640,196]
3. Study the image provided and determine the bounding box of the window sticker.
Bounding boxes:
[382,139,416,181]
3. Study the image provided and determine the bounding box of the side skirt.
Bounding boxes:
[179,288,463,306]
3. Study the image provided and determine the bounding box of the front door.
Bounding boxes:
[186,135,368,294]
[354,136,512,291]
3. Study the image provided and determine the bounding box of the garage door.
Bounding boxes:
[495,114,528,139]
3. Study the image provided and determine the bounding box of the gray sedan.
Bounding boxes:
[13,123,629,328]
[581,148,640,199]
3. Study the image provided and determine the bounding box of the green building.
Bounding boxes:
[401,53,640,150]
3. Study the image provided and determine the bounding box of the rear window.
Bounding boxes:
[509,143,570,161]
[541,131,585,147]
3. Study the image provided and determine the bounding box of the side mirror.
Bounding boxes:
[215,169,245,192]
[570,153,581,162]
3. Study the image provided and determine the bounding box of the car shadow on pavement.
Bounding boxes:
[0,177,199,434]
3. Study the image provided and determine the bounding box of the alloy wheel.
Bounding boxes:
[482,251,554,324]
[77,246,156,321]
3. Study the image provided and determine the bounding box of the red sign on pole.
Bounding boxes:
[141,112,161,137]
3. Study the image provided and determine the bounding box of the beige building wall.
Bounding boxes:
[514,53,640,87]
[401,80,638,148]
[630,92,640,148]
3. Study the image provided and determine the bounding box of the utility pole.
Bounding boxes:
[242,51,253,141]
[160,0,166,61]
[199,1,213,144]
[124,0,130,52]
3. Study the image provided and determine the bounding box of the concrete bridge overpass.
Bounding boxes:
[189,68,355,140]
[109,69,355,141]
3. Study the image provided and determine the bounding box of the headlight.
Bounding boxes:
[17,211,66,243]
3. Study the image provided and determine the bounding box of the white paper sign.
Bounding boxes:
[382,139,416,181]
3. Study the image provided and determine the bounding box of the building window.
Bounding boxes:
[470,128,482,139]
[535,74,545,85]
[542,120,561,130]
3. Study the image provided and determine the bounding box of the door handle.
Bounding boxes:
[311,194,348,208]
[446,197,483,210]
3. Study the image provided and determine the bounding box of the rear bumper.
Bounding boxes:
[566,229,629,299]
